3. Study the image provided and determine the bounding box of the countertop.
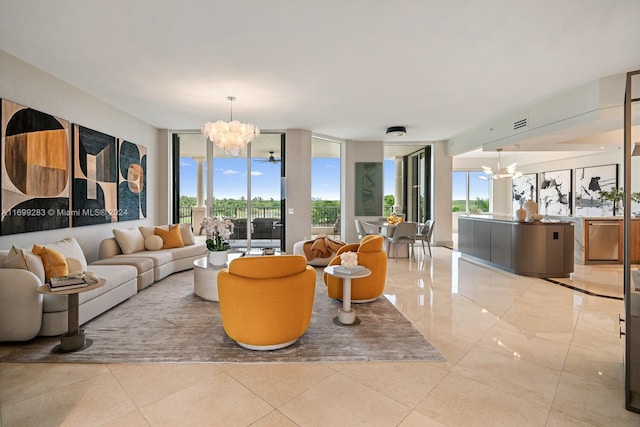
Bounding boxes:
[459,214,572,224]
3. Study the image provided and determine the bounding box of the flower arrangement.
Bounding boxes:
[386,213,404,225]
[340,251,358,268]
[201,217,234,251]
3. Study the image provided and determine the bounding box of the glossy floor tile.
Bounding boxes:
[2,248,640,426]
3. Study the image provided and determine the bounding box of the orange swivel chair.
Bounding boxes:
[323,234,388,303]
[217,255,316,350]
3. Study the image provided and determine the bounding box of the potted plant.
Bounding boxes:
[201,217,234,265]
[598,188,640,216]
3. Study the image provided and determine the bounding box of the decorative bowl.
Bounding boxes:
[530,213,544,221]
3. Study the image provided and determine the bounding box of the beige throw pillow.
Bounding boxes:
[113,228,146,254]
[2,246,46,283]
[46,237,88,271]
[180,223,195,246]
[138,226,157,239]
[144,235,164,251]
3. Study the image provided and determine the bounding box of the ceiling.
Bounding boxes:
[1,1,640,162]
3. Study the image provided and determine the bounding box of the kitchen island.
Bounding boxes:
[458,215,574,278]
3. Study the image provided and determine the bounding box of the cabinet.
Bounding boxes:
[579,218,640,264]
[458,216,574,278]
[631,221,640,263]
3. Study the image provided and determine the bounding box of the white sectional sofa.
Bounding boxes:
[0,224,207,342]
[95,224,207,283]
[0,237,138,340]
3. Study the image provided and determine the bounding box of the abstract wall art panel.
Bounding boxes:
[118,139,147,221]
[512,173,537,213]
[72,124,118,226]
[539,169,572,216]
[574,164,618,217]
[355,162,383,216]
[1,99,71,235]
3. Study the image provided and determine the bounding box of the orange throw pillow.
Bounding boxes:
[32,244,69,281]
[154,224,185,249]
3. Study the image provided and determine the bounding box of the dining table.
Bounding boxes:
[364,221,411,258]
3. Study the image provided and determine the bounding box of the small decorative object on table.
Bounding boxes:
[334,251,364,274]
[202,216,234,266]
[524,199,538,221]
[515,198,527,222]
[386,213,404,225]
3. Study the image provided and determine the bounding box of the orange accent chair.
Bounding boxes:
[217,255,316,350]
[323,234,388,303]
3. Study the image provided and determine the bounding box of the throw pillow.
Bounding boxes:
[66,257,84,275]
[144,235,164,251]
[2,246,46,283]
[155,224,185,249]
[138,226,157,239]
[46,237,88,271]
[113,228,146,254]
[179,223,195,246]
[32,244,69,281]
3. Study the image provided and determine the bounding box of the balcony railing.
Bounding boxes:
[179,205,395,227]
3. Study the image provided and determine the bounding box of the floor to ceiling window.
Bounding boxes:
[407,147,431,223]
[383,145,431,223]
[311,136,341,239]
[174,133,206,229]
[173,132,285,250]
[452,171,490,213]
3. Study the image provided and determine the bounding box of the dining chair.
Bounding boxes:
[355,219,378,240]
[415,220,434,258]
[385,221,418,262]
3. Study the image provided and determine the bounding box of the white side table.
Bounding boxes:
[323,265,372,325]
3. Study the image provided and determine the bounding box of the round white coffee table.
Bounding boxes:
[193,256,225,301]
[323,265,371,325]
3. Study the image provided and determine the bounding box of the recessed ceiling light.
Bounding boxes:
[386,126,406,137]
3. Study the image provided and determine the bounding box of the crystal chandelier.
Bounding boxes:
[202,96,260,156]
[479,148,522,180]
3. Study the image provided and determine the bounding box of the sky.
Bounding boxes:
[452,171,491,200]
[180,157,398,201]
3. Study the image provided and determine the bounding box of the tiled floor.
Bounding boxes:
[2,248,640,426]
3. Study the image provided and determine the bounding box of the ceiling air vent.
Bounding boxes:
[513,118,528,130]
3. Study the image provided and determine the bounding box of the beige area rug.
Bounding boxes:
[1,269,444,364]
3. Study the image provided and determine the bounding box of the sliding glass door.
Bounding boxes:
[311,137,342,240]
[249,135,285,249]
[173,132,285,250]
[209,133,285,250]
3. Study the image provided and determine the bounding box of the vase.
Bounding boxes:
[514,208,527,222]
[208,250,228,267]
[524,199,538,221]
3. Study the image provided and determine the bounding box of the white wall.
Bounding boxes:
[0,50,159,261]
[346,140,384,243]
[284,129,312,251]
[433,141,453,247]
